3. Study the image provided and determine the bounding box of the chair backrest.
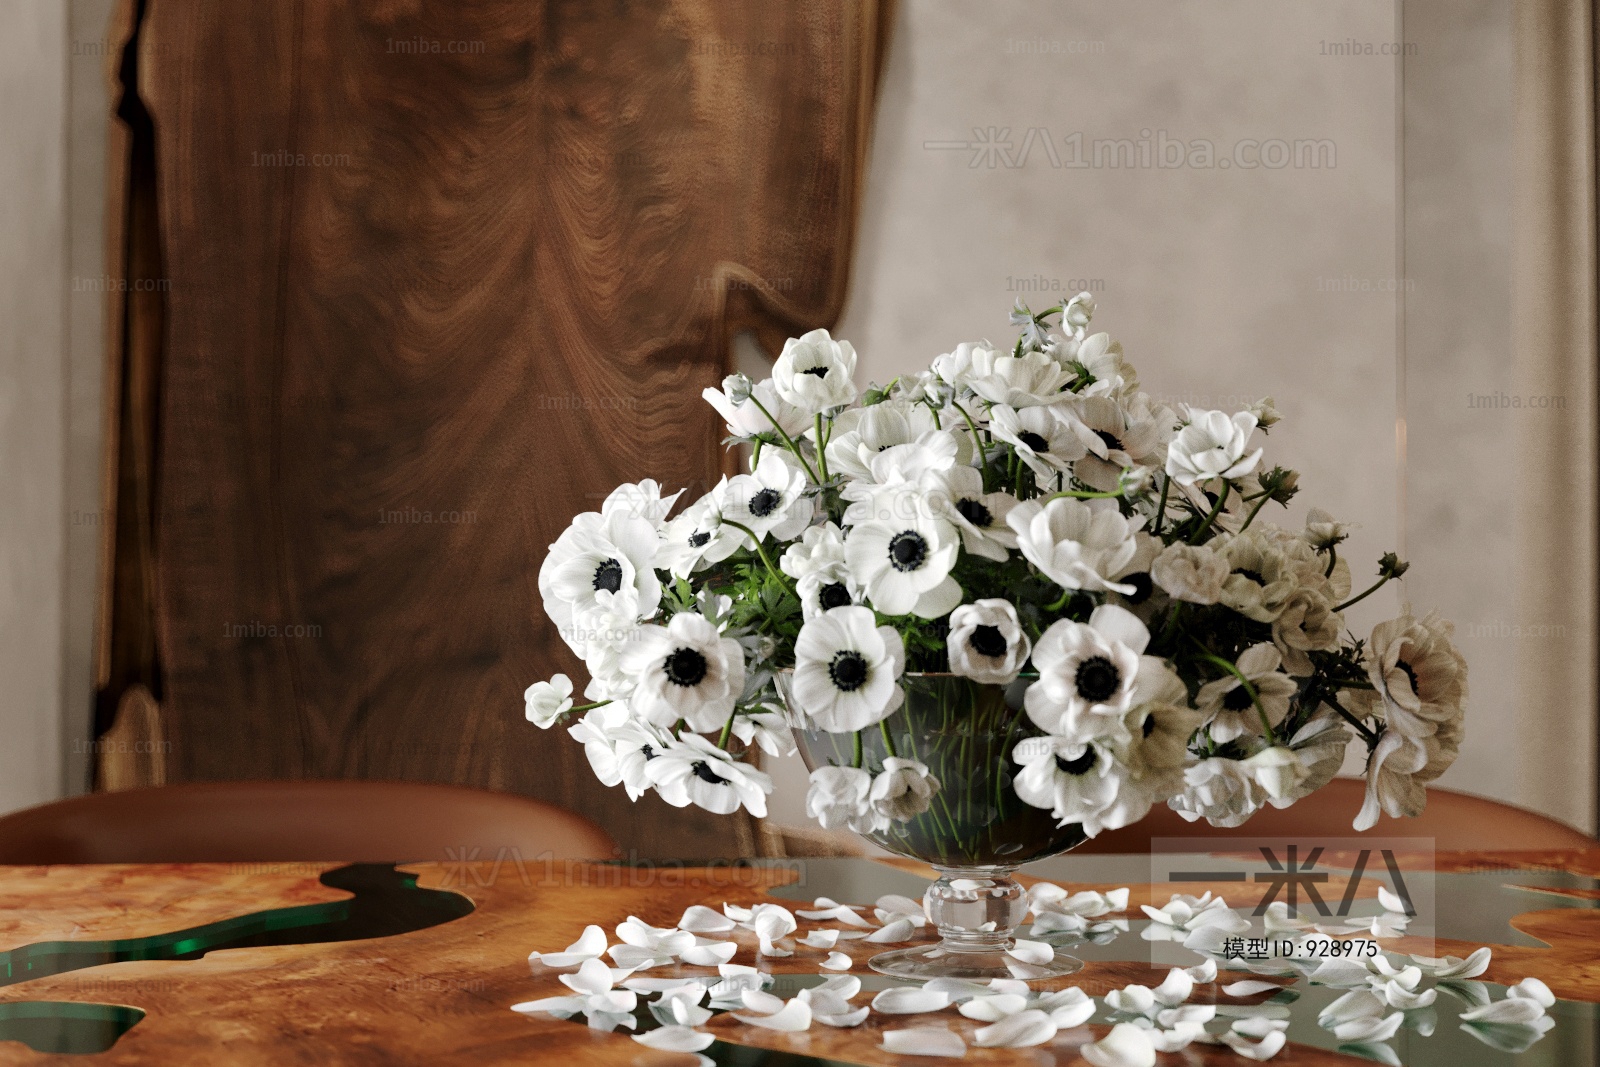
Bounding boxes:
[1077,779,1594,853]
[0,780,617,865]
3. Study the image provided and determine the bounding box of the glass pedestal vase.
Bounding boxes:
[778,672,1088,982]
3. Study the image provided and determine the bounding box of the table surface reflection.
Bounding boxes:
[0,850,1594,1065]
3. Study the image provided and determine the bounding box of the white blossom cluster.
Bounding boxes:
[514,882,1553,1062]
[525,296,1467,837]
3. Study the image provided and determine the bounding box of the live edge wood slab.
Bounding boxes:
[0,852,1595,1065]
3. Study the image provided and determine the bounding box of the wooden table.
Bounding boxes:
[0,851,1596,1065]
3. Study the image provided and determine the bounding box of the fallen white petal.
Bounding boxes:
[872,987,951,1014]
[1185,959,1218,984]
[1038,987,1095,1027]
[1104,984,1156,1014]
[881,1027,967,1058]
[866,917,916,943]
[586,989,638,1015]
[1377,885,1409,913]
[1005,938,1053,964]
[1508,977,1556,1008]
[921,978,990,1002]
[1149,1021,1207,1052]
[812,974,862,1000]
[632,1025,714,1052]
[561,958,616,996]
[1218,1029,1287,1060]
[1221,979,1282,998]
[1156,1004,1215,1027]
[1319,989,1386,1028]
[1308,958,1375,987]
[799,904,874,927]
[1152,967,1194,1006]
[821,951,853,971]
[958,994,1027,1021]
[987,979,1030,996]
[680,940,738,967]
[624,977,707,994]
[1461,997,1548,1024]
[679,905,737,934]
[733,999,813,1032]
[1378,980,1435,1010]
[816,1006,871,1028]
[1232,1016,1289,1037]
[799,987,852,1016]
[531,922,611,968]
[751,905,798,941]
[510,995,585,1015]
[723,902,754,922]
[877,893,925,916]
[608,944,675,970]
[799,929,841,949]
[758,938,792,958]
[1410,946,1491,979]
[1080,1021,1157,1067]
[1030,911,1088,934]
[974,1008,1056,1048]
[740,989,786,1015]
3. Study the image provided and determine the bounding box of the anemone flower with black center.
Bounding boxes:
[797,563,863,620]
[645,733,773,817]
[538,508,663,660]
[946,598,1032,684]
[1025,604,1166,743]
[1010,735,1143,837]
[1063,394,1170,493]
[1363,610,1468,741]
[720,450,812,543]
[789,605,906,732]
[771,328,859,414]
[622,611,746,733]
[987,402,1089,482]
[1194,642,1297,744]
[936,464,1019,562]
[658,487,743,579]
[843,508,962,619]
[566,704,671,802]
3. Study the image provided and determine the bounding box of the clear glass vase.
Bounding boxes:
[777,672,1087,981]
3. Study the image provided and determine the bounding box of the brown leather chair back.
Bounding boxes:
[1078,779,1594,853]
[0,781,617,864]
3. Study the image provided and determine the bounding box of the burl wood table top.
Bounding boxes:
[0,851,1596,1065]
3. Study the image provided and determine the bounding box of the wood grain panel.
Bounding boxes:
[107,0,892,858]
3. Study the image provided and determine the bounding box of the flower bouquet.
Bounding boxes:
[525,295,1467,981]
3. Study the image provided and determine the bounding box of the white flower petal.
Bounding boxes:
[1307,959,1375,988]
[632,1025,714,1052]
[1185,959,1218,984]
[799,929,841,949]
[1156,1005,1215,1027]
[1104,985,1156,1014]
[1149,1022,1208,1052]
[1152,968,1194,1006]
[872,987,952,1014]
[816,1006,871,1028]
[881,1027,967,1058]
[608,944,675,970]
[921,978,991,1002]
[1218,1029,1288,1060]
[1222,979,1285,998]
[958,994,1027,1021]
[1038,987,1095,1027]
[1410,947,1491,979]
[812,974,862,1000]
[1461,997,1548,1024]
[975,1009,1057,1048]
[866,917,917,943]
[740,989,786,1015]
[1080,1022,1157,1067]
[733,999,813,1032]
[1005,938,1053,964]
[1508,977,1556,1008]
[680,940,738,967]
[1333,1012,1405,1041]
[679,905,737,934]
[561,957,616,996]
[822,951,854,971]
[510,995,585,1015]
[1232,1016,1289,1037]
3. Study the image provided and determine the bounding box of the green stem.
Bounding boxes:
[1045,488,1123,502]
[1335,575,1393,613]
[717,706,740,748]
[879,719,899,758]
[1192,643,1276,742]
[1187,482,1231,544]
[852,730,864,769]
[1044,586,1074,613]
[813,413,831,482]
[1322,693,1381,746]
[1236,489,1273,532]
[746,394,820,484]
[1324,545,1338,578]
[570,699,611,713]
[750,438,763,471]
[952,403,989,488]
[720,519,793,593]
[1151,473,1172,537]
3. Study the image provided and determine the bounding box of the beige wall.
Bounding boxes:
[771,0,1585,833]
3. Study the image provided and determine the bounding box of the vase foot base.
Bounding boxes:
[867,943,1084,983]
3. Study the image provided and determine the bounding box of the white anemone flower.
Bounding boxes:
[1150,543,1229,605]
[1354,726,1458,831]
[947,599,1032,684]
[1008,497,1140,595]
[730,706,798,759]
[772,328,858,413]
[840,433,962,523]
[703,375,811,439]
[780,521,847,579]
[645,734,772,817]
[719,450,813,544]
[1067,395,1171,492]
[600,479,683,527]
[1364,610,1469,741]
[1195,643,1297,744]
[797,563,864,620]
[538,509,661,658]
[1011,734,1148,836]
[1168,757,1265,828]
[524,674,574,728]
[964,348,1074,408]
[657,488,743,578]
[1069,332,1139,398]
[1026,604,1165,742]
[844,512,962,618]
[1165,409,1263,485]
[869,758,941,822]
[1215,530,1300,622]
[988,403,1088,481]
[825,400,943,481]
[805,765,889,834]
[567,704,668,801]
[621,612,746,733]
[790,605,906,731]
[935,465,1018,562]
[931,339,1000,392]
